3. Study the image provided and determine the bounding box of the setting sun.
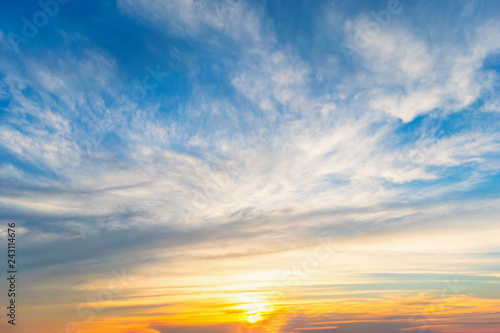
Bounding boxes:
[247,314,262,323]
[234,295,274,324]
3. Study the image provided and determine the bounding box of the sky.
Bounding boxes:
[0,0,500,332]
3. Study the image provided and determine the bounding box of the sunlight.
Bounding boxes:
[234,295,273,324]
[246,314,262,323]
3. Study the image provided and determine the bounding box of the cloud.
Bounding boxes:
[0,1,499,332]
[342,15,500,122]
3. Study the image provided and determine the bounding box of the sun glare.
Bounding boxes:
[234,295,273,324]
[247,314,262,323]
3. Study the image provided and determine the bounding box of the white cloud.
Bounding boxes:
[117,0,270,47]
[342,17,500,122]
[0,4,498,243]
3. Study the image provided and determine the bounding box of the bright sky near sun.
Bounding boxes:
[0,0,499,333]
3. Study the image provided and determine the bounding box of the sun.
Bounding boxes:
[234,295,273,324]
[246,314,262,323]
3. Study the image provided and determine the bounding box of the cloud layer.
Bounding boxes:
[0,0,499,332]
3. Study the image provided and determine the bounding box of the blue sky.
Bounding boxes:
[0,1,500,332]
